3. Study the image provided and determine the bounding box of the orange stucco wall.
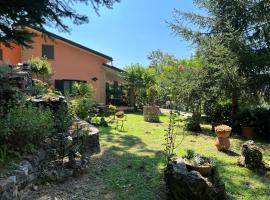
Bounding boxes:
[23,34,109,103]
[0,44,21,64]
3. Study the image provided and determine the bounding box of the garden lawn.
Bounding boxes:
[98,113,270,200]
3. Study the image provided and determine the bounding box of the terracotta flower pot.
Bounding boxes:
[215,130,231,138]
[241,127,255,138]
[214,125,232,138]
[215,137,230,151]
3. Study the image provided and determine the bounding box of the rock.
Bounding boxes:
[237,140,265,170]
[164,157,225,200]
[36,148,46,162]
[74,152,82,158]
[18,160,33,176]
[0,176,16,193]
[68,157,82,170]
[32,185,38,191]
[0,176,17,200]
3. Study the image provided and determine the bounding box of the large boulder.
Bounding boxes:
[164,157,226,200]
[237,140,265,172]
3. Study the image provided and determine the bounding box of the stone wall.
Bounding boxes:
[0,119,100,200]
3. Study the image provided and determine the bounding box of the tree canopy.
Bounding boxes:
[169,0,270,115]
[0,0,120,47]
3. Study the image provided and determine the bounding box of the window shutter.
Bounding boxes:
[42,45,54,59]
[0,49,3,60]
[55,80,64,94]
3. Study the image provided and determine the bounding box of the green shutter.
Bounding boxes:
[55,80,64,94]
[42,45,54,59]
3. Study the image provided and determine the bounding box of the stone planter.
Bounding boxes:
[164,157,226,200]
[143,106,160,123]
[184,160,213,176]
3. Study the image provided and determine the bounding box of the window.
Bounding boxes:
[0,49,3,60]
[55,80,86,95]
[42,45,54,59]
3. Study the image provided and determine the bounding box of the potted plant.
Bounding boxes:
[115,110,125,118]
[215,124,232,138]
[183,149,214,176]
[238,109,256,138]
[143,86,160,123]
[108,104,116,115]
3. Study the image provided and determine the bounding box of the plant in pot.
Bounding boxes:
[143,86,160,123]
[108,104,117,115]
[115,110,125,118]
[238,109,256,138]
[183,149,215,176]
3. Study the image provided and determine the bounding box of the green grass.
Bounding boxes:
[97,113,270,200]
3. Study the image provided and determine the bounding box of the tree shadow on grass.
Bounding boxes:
[97,125,167,200]
[216,159,270,200]
[220,149,240,157]
[27,125,167,200]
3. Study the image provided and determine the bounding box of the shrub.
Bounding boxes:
[185,113,201,132]
[28,57,52,78]
[108,104,117,113]
[69,83,95,120]
[253,108,270,138]
[69,97,94,120]
[2,105,54,150]
[0,64,12,76]
[54,103,74,132]
[72,82,95,99]
[30,79,48,96]
[205,99,232,123]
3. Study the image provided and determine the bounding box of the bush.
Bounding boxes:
[72,82,95,98]
[108,104,117,113]
[253,108,270,138]
[54,103,73,132]
[69,83,95,120]
[69,97,94,120]
[30,79,48,96]
[185,114,201,132]
[233,108,256,133]
[28,57,52,78]
[205,99,232,123]
[232,108,270,138]
[1,105,54,150]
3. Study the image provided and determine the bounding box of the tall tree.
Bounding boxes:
[169,0,270,116]
[123,64,155,108]
[0,0,120,47]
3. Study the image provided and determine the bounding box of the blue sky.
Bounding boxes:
[46,0,198,69]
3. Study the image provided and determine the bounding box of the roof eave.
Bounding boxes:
[27,26,113,62]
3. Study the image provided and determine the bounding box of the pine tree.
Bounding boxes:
[0,0,120,47]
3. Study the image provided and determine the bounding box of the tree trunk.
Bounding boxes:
[130,87,135,108]
[232,91,239,121]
